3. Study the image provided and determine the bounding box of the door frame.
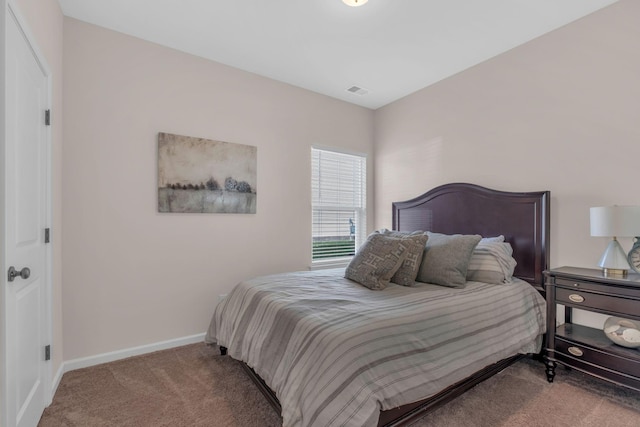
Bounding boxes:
[0,1,54,426]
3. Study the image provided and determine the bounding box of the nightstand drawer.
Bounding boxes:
[556,277,640,299]
[556,287,638,314]
[555,337,640,377]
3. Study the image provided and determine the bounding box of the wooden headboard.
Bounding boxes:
[392,183,550,291]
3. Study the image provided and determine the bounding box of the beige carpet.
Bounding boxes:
[39,343,640,427]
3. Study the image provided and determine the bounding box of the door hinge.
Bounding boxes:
[45,345,51,361]
[45,109,51,126]
[45,228,50,244]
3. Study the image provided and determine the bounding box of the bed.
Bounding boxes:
[205,183,550,427]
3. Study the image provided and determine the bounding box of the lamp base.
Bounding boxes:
[602,268,628,278]
[598,238,630,278]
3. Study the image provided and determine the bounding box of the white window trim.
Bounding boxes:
[311,147,366,267]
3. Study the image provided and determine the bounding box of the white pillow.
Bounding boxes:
[480,235,505,243]
[466,241,517,284]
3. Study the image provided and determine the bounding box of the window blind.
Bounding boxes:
[311,148,366,261]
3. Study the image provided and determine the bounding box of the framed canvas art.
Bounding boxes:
[158,132,257,213]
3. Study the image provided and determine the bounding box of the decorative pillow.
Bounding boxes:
[416,232,482,288]
[467,241,517,284]
[378,229,429,286]
[345,233,409,290]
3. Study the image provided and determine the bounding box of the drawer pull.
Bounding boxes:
[568,346,584,357]
[568,294,585,303]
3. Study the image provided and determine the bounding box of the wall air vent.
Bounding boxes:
[346,85,370,96]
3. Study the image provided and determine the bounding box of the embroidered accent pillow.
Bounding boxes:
[345,233,409,290]
[378,229,429,286]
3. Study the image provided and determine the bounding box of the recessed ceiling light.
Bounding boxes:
[342,0,369,7]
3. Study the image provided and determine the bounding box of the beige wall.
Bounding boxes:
[62,18,374,360]
[12,0,64,379]
[14,0,637,363]
[374,0,639,326]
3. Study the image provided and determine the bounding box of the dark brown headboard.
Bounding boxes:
[392,183,550,291]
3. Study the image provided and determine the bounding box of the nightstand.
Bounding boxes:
[544,267,640,391]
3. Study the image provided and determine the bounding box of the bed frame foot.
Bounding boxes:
[220,346,227,356]
[544,359,556,383]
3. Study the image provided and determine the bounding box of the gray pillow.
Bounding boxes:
[416,232,482,288]
[378,229,429,286]
[345,233,409,290]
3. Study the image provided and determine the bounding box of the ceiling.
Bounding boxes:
[57,0,618,110]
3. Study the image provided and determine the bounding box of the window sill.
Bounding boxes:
[309,258,351,271]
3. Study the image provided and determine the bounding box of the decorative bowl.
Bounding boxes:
[603,317,640,349]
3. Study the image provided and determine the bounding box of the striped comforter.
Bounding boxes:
[205,268,546,427]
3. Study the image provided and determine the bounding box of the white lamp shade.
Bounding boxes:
[590,206,640,237]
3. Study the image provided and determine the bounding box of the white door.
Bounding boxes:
[2,4,51,427]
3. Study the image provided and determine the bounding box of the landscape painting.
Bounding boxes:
[157,132,257,213]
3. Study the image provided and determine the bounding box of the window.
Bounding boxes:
[311,147,366,263]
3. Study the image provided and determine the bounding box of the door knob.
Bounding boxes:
[7,266,30,282]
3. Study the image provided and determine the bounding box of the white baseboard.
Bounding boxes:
[51,362,65,402]
[62,332,206,374]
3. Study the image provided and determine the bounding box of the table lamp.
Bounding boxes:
[590,206,640,277]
